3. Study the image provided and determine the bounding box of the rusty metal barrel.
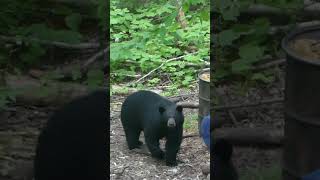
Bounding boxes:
[198,68,210,134]
[282,25,320,180]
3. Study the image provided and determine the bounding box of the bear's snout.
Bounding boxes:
[167,118,176,127]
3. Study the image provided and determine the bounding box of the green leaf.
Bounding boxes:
[148,78,160,85]
[253,18,270,35]
[232,24,254,34]
[71,67,82,81]
[218,29,240,46]
[20,43,46,64]
[215,0,240,21]
[251,73,274,83]
[86,69,104,88]
[231,59,251,73]
[239,44,264,63]
[17,23,83,44]
[182,75,193,85]
[65,13,82,31]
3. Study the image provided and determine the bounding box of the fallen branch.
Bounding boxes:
[182,133,199,139]
[244,2,320,18]
[48,0,94,7]
[115,166,130,179]
[269,21,320,35]
[177,102,199,109]
[81,46,109,72]
[134,52,199,84]
[214,127,284,146]
[110,73,141,78]
[0,132,39,137]
[228,110,239,127]
[185,62,210,68]
[5,75,102,106]
[213,97,284,111]
[0,35,99,50]
[253,59,286,71]
[246,4,283,16]
[168,93,197,103]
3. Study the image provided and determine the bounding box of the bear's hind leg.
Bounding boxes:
[126,129,142,150]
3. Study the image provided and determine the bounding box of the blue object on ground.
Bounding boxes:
[200,114,210,149]
[303,169,320,180]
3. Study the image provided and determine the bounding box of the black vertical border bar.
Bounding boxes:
[104,0,111,178]
[209,0,214,176]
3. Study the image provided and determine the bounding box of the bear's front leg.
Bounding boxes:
[145,135,164,159]
[165,128,183,166]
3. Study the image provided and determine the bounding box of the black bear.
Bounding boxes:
[121,90,184,166]
[34,90,108,180]
[212,139,238,180]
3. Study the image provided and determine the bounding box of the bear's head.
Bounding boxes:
[159,104,184,128]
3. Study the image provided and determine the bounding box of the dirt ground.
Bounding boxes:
[110,88,210,180]
[214,67,285,176]
[0,86,209,180]
[0,65,285,179]
[0,106,52,180]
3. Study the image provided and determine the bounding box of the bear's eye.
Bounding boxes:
[176,106,183,112]
[159,107,166,113]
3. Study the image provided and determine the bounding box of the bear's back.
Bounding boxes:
[34,90,108,180]
[121,90,172,116]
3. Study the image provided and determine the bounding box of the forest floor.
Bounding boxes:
[0,106,51,180]
[110,87,210,180]
[0,66,285,180]
[214,66,285,178]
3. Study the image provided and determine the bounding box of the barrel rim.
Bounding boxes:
[198,68,210,83]
[281,25,320,66]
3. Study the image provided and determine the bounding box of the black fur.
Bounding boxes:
[121,90,184,166]
[212,139,238,180]
[34,91,108,180]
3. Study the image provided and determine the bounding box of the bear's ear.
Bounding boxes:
[176,105,183,112]
[159,107,166,114]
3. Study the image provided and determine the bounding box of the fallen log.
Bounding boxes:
[0,35,99,50]
[253,59,286,71]
[5,75,103,106]
[244,2,320,18]
[213,127,284,147]
[269,21,320,35]
[213,97,283,111]
[177,102,199,109]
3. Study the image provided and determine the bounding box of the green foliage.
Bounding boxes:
[213,0,304,83]
[16,23,83,44]
[0,1,107,94]
[19,43,46,65]
[65,13,82,32]
[92,0,108,31]
[183,113,198,131]
[0,0,86,69]
[0,87,18,110]
[10,22,82,67]
[111,0,210,89]
[85,69,105,89]
[110,86,130,96]
[0,0,36,33]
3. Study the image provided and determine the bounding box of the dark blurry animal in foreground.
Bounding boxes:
[212,139,238,180]
[200,114,238,180]
[34,91,108,180]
